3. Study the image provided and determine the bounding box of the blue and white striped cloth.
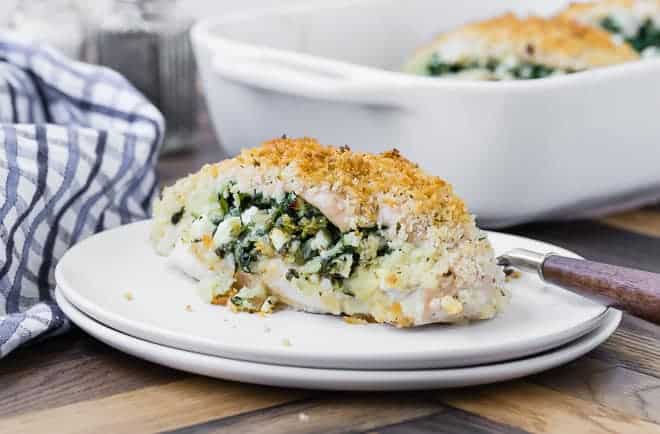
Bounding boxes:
[0,34,164,357]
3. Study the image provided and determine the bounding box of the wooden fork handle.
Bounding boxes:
[542,255,660,324]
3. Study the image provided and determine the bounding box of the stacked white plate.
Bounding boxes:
[55,221,621,391]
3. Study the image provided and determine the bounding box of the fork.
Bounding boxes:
[497,249,660,324]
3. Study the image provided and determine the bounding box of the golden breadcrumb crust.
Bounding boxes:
[558,0,660,19]
[241,137,466,226]
[560,0,635,15]
[192,138,470,234]
[410,13,638,70]
[558,0,660,21]
[451,14,637,64]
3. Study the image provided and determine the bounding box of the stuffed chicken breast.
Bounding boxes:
[559,0,660,56]
[404,14,638,80]
[151,138,508,327]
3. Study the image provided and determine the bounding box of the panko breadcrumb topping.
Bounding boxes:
[558,0,660,52]
[559,0,651,17]
[467,14,636,64]
[412,13,638,71]
[228,137,470,232]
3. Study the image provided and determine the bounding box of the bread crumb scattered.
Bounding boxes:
[343,316,368,325]
[504,268,522,282]
[185,304,193,312]
[260,296,278,314]
[298,412,310,422]
[281,338,292,347]
[123,291,133,301]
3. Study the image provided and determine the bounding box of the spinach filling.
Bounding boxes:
[189,183,390,294]
[600,17,660,53]
[426,53,571,79]
[170,207,185,225]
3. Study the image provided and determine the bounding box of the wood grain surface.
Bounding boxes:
[2,136,660,434]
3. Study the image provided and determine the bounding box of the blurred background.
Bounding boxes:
[0,0,307,155]
[1,0,659,226]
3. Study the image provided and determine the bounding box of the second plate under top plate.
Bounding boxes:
[56,287,622,391]
[56,221,608,370]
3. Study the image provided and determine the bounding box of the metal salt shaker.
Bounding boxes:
[95,0,197,154]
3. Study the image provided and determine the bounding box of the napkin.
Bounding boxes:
[0,34,164,357]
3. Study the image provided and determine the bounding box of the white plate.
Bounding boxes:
[56,288,621,391]
[55,221,608,370]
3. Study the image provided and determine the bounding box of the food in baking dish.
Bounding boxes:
[404,14,639,80]
[151,138,508,327]
[558,0,660,56]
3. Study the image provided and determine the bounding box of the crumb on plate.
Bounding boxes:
[504,268,522,282]
[343,315,369,325]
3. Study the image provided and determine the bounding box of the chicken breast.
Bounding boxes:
[558,0,660,56]
[151,138,508,327]
[404,13,639,80]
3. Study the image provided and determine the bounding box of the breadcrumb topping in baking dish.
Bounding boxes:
[405,13,639,80]
[559,0,660,56]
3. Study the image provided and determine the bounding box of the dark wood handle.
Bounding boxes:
[542,255,660,324]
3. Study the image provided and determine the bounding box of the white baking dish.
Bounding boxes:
[191,0,660,227]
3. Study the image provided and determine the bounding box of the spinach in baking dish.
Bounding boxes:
[508,63,562,79]
[426,54,494,76]
[207,184,390,290]
[600,16,624,35]
[426,53,572,79]
[600,17,660,53]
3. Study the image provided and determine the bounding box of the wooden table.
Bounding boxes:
[2,136,660,434]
